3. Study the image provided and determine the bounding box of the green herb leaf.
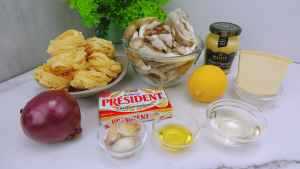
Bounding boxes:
[62,0,171,33]
[94,14,103,18]
[70,0,76,9]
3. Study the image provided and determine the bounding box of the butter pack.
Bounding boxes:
[98,87,172,124]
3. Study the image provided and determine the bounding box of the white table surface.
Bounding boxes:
[1,44,300,169]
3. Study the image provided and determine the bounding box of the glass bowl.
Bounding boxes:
[97,116,147,158]
[122,34,204,87]
[152,111,200,151]
[233,74,283,105]
[206,99,268,145]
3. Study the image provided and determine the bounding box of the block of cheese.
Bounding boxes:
[237,50,293,95]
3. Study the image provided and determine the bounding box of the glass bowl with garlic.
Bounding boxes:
[122,8,204,87]
[97,116,147,158]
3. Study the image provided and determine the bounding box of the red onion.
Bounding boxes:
[20,90,82,143]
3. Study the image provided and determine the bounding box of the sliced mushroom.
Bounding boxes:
[145,21,164,30]
[158,34,173,48]
[135,66,150,75]
[157,30,169,34]
[172,40,177,48]
[172,41,195,55]
[134,57,144,67]
[134,57,151,71]
[153,68,178,85]
[189,44,197,53]
[122,17,158,40]
[155,26,164,31]
[132,31,139,38]
[142,43,162,52]
[173,7,189,22]
[180,17,196,40]
[144,29,158,37]
[138,24,147,38]
[142,74,155,84]
[129,37,145,50]
[163,25,172,33]
[164,69,179,84]
[148,60,166,68]
[140,64,152,70]
[165,7,197,47]
[175,46,186,55]
[173,41,181,47]
[122,24,137,40]
[151,76,162,85]
[166,47,172,53]
[138,44,178,57]
[171,26,176,36]
[125,49,134,62]
[136,63,180,85]
[145,35,168,52]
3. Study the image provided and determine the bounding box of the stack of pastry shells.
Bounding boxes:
[34,30,121,91]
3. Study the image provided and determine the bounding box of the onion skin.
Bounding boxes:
[20,90,82,143]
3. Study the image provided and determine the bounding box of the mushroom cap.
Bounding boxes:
[159,34,173,48]
[163,25,172,33]
[146,35,168,52]
[129,37,145,50]
[165,8,197,47]
[122,17,159,40]
[173,7,189,22]
[146,21,164,30]
[121,24,137,40]
[138,45,176,58]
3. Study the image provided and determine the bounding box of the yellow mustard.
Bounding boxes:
[204,22,242,73]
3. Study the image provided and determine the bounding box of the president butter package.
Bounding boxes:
[98,87,172,124]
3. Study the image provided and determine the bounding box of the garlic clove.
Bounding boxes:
[104,124,121,146]
[111,137,136,152]
[118,122,141,137]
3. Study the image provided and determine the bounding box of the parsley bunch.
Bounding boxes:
[62,0,171,39]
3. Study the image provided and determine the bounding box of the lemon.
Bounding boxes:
[188,65,227,102]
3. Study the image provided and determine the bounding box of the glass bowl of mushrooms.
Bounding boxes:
[122,8,205,87]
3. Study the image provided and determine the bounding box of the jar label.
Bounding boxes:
[218,31,229,47]
[205,49,236,70]
[218,36,228,47]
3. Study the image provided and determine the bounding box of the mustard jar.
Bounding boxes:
[204,22,242,73]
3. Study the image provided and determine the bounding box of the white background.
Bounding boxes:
[163,0,300,63]
[0,0,299,83]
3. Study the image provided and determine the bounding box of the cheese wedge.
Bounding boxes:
[237,50,293,95]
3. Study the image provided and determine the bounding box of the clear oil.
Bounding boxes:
[209,107,261,140]
[158,124,193,150]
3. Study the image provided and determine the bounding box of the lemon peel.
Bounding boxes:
[188,65,227,102]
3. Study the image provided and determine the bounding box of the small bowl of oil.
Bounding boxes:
[152,111,200,151]
[206,99,268,145]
